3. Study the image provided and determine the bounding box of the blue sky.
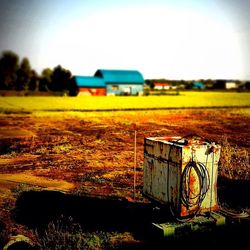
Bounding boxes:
[0,0,250,80]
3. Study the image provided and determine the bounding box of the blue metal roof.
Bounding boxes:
[94,69,144,84]
[74,76,105,88]
[192,81,205,89]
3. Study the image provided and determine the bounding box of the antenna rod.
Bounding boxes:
[133,123,137,200]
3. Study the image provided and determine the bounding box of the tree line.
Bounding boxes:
[1,50,249,96]
[0,50,73,94]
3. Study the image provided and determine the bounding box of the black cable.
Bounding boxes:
[167,134,211,221]
[181,159,210,211]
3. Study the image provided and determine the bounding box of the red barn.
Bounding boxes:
[72,76,106,96]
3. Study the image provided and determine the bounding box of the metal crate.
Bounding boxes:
[143,136,221,218]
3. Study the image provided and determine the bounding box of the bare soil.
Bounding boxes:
[0,109,249,248]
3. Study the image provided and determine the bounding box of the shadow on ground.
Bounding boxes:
[218,177,250,207]
[12,191,152,236]
[11,183,250,249]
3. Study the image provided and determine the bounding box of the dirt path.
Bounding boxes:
[0,172,74,194]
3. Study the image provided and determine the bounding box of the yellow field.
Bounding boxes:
[0,92,250,112]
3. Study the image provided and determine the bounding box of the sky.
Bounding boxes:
[0,0,250,80]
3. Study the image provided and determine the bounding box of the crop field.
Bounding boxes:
[0,91,250,112]
[0,93,250,249]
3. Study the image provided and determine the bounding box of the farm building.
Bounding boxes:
[71,76,106,96]
[94,69,144,96]
[154,83,171,90]
[225,81,237,89]
[70,69,145,96]
[192,81,205,90]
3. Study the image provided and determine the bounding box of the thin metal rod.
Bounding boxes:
[134,128,137,200]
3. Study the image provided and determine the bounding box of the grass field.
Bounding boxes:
[0,91,250,112]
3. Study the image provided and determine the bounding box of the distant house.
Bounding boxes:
[225,81,237,89]
[154,83,171,90]
[94,69,144,96]
[72,76,106,96]
[192,81,205,90]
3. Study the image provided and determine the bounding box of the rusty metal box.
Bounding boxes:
[143,136,221,218]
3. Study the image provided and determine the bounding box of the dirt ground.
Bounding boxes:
[0,108,249,248]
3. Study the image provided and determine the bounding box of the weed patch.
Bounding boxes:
[35,216,133,250]
[219,136,249,180]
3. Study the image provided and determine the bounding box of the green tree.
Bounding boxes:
[245,81,250,90]
[0,51,19,90]
[29,70,39,91]
[68,78,79,96]
[16,57,31,90]
[39,68,52,91]
[49,65,72,92]
[145,79,154,90]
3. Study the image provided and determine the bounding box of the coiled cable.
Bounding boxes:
[181,159,210,211]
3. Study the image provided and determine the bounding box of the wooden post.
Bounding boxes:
[133,123,137,200]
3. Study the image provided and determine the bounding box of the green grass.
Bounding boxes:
[0,92,250,112]
[35,216,134,250]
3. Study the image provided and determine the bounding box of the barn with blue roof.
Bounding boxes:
[94,69,144,96]
[72,76,106,96]
[192,81,205,90]
[71,69,145,96]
